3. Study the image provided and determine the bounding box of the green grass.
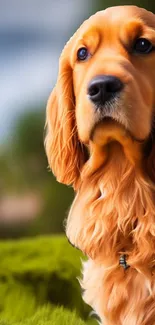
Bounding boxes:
[0,306,88,325]
[0,236,97,325]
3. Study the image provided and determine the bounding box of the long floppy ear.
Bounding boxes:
[45,54,86,190]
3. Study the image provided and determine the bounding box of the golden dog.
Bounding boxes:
[45,6,155,324]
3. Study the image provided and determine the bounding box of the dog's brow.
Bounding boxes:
[121,19,144,44]
[78,27,100,48]
[120,19,155,50]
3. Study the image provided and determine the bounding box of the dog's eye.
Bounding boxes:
[134,38,153,54]
[77,47,89,61]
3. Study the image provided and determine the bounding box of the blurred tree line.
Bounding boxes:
[0,0,154,238]
[95,0,155,13]
[0,106,74,238]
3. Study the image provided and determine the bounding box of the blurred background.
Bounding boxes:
[1,0,154,239]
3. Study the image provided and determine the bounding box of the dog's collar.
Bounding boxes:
[68,238,130,270]
[119,254,130,270]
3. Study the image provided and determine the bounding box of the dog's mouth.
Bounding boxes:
[89,116,155,167]
[91,117,143,143]
[83,116,155,177]
[91,116,151,145]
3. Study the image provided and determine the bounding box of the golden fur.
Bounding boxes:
[45,6,155,324]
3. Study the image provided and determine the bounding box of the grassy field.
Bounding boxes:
[0,306,96,325]
[0,236,97,325]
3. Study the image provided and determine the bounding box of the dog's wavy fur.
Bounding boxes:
[45,6,155,324]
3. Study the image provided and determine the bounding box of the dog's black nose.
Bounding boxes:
[88,75,124,106]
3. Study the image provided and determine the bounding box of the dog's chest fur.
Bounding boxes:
[82,258,155,325]
[67,144,155,324]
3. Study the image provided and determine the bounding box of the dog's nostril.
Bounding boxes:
[106,78,123,93]
[89,85,100,97]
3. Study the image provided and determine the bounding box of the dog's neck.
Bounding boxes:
[67,142,155,274]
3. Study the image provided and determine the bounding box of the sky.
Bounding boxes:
[0,0,92,142]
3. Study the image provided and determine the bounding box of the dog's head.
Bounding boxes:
[45,6,155,189]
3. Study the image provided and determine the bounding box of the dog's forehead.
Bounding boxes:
[79,6,155,33]
[63,6,155,54]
